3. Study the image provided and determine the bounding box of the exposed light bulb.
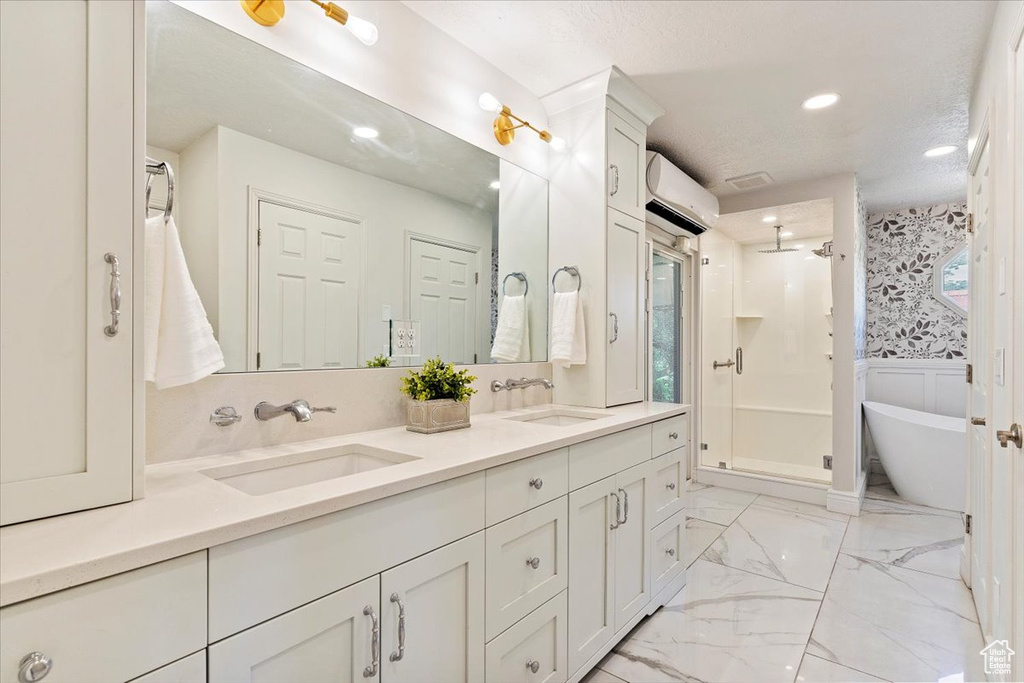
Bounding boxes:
[548,136,566,151]
[478,92,503,114]
[489,180,500,190]
[353,126,379,139]
[802,92,840,110]
[345,14,378,46]
[762,215,777,223]
[924,145,957,157]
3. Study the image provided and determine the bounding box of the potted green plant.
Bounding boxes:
[365,354,392,368]
[400,356,477,433]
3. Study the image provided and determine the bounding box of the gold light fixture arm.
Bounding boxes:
[493,106,555,146]
[309,0,350,26]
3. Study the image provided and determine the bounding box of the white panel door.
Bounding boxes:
[380,533,485,683]
[258,202,361,371]
[0,0,135,525]
[208,576,380,683]
[567,477,616,674]
[409,238,478,364]
[606,110,645,220]
[613,460,652,631]
[607,209,646,405]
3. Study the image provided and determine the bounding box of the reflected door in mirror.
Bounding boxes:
[410,238,479,365]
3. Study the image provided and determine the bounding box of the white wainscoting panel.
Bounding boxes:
[865,359,966,418]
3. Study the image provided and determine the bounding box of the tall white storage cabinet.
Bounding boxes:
[0,0,140,525]
[545,68,664,409]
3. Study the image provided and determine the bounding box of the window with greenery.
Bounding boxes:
[934,245,968,315]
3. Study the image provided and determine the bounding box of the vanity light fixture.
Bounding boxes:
[924,145,958,157]
[240,0,379,46]
[479,92,564,149]
[801,92,840,110]
[353,126,379,139]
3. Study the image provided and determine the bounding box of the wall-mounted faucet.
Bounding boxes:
[254,399,336,422]
[491,377,555,392]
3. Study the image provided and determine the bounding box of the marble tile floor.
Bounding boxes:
[584,483,984,683]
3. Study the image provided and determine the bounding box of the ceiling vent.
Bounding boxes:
[725,171,774,191]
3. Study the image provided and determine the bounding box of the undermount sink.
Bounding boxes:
[200,444,418,495]
[504,408,609,427]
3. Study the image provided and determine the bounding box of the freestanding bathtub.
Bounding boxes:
[862,401,966,511]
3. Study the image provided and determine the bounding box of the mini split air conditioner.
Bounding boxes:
[645,151,719,237]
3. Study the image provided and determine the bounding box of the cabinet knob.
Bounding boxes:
[529,477,543,490]
[526,556,541,569]
[666,548,676,557]
[526,660,541,674]
[666,482,676,491]
[19,653,52,683]
[669,432,679,440]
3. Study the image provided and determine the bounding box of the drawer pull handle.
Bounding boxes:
[103,253,121,337]
[389,593,406,662]
[619,487,629,525]
[18,652,52,683]
[526,556,541,569]
[609,164,619,196]
[666,482,676,491]
[610,491,621,530]
[363,605,379,677]
[669,431,679,440]
[529,477,543,490]
[666,548,676,557]
[526,659,541,674]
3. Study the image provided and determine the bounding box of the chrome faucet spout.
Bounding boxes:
[254,399,336,422]
[491,377,555,392]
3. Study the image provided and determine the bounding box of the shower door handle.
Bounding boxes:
[735,347,743,375]
[712,359,734,370]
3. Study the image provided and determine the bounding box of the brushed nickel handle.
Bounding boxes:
[103,253,121,337]
[736,346,743,375]
[311,405,337,414]
[609,164,619,196]
[669,431,679,440]
[529,477,543,490]
[666,482,676,491]
[618,487,629,525]
[526,660,540,674]
[526,556,540,569]
[210,406,242,426]
[970,417,986,426]
[389,593,406,662]
[18,653,52,683]
[666,548,676,557]
[609,313,619,344]
[713,359,735,370]
[363,605,379,678]
[609,491,621,530]
[997,423,1022,449]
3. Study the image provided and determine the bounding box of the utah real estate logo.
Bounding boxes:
[980,640,1015,677]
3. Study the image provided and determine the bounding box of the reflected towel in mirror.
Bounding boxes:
[145,215,224,389]
[551,291,586,368]
[491,294,530,362]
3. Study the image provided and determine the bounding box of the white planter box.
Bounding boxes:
[407,398,471,433]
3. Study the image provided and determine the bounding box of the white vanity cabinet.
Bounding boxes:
[606,110,646,220]
[0,0,140,525]
[606,208,647,406]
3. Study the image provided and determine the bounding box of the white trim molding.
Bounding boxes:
[827,472,868,516]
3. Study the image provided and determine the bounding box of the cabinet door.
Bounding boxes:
[606,110,645,219]
[0,0,135,525]
[567,477,616,673]
[613,461,652,630]
[606,209,646,406]
[651,448,685,527]
[208,576,380,683]
[380,533,485,683]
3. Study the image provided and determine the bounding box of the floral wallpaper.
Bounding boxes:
[854,185,868,361]
[865,203,968,358]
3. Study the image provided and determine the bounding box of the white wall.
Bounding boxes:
[178,126,495,371]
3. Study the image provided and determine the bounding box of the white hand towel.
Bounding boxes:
[145,215,224,389]
[550,291,586,368]
[491,294,530,362]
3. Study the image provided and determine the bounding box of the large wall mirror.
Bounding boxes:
[146,1,548,373]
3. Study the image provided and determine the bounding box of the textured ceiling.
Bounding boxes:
[148,1,499,212]
[716,198,833,245]
[401,0,996,211]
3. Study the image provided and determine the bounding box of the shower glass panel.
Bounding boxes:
[651,253,683,403]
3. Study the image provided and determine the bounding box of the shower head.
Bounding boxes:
[758,226,799,254]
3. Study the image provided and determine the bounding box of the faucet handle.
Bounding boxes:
[311,405,337,414]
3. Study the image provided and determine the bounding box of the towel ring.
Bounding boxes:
[552,266,582,293]
[502,272,529,296]
[145,157,175,224]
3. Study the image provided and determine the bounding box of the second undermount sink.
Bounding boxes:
[504,408,609,427]
[200,444,419,495]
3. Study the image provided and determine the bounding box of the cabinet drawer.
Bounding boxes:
[209,472,484,641]
[568,426,651,490]
[486,448,567,526]
[485,498,568,640]
[652,414,688,457]
[0,553,206,683]
[485,591,567,683]
[128,652,206,683]
[651,510,687,596]
[651,448,685,527]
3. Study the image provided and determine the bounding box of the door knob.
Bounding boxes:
[996,423,1022,449]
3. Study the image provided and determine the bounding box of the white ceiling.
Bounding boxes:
[716,198,833,245]
[402,0,996,211]
[147,1,499,212]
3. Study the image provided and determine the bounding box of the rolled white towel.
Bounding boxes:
[145,215,225,389]
[550,291,586,368]
[492,294,530,362]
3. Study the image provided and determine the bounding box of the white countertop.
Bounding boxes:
[0,402,689,607]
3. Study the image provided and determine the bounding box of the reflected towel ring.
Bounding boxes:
[552,265,582,293]
[502,272,529,296]
[145,157,175,224]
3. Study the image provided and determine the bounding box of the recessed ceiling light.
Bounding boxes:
[780,231,794,237]
[924,145,957,157]
[762,215,777,223]
[353,126,379,139]
[489,180,500,190]
[802,93,840,110]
